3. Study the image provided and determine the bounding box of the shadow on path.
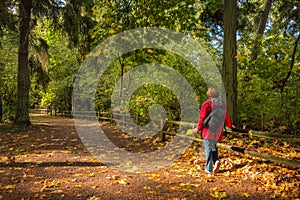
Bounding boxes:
[0,161,108,168]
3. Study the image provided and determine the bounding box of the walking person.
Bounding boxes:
[194,87,233,176]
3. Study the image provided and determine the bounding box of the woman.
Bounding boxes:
[194,87,233,176]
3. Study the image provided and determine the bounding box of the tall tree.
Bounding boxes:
[0,95,2,122]
[14,0,32,125]
[13,0,93,125]
[222,0,237,124]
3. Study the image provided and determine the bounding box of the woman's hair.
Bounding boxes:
[207,87,219,98]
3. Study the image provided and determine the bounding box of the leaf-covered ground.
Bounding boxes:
[0,114,299,200]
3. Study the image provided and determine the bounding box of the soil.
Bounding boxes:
[0,114,298,200]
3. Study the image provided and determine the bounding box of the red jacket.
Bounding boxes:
[196,97,232,141]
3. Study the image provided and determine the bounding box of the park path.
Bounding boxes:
[0,114,292,199]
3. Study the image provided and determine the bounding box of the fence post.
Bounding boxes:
[160,118,166,142]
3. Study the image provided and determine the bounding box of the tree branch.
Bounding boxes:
[280,33,300,94]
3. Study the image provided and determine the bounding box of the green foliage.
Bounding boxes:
[90,0,212,123]
[0,32,18,121]
[77,0,300,133]
[94,48,206,123]
[1,0,299,133]
[33,19,79,112]
[90,0,207,47]
[237,31,299,132]
[40,42,79,112]
[0,0,18,36]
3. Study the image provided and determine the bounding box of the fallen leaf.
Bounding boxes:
[40,180,60,192]
[150,173,160,177]
[87,173,95,177]
[118,179,129,185]
[180,183,200,187]
[97,170,108,174]
[87,196,101,200]
[170,186,180,190]
[224,179,240,183]
[60,150,70,154]
[74,173,84,177]
[4,185,16,189]
[241,192,250,197]
[210,187,227,199]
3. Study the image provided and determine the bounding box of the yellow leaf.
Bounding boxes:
[4,184,16,189]
[241,192,250,197]
[87,196,101,200]
[48,180,60,187]
[197,177,215,183]
[60,150,70,154]
[210,187,227,199]
[248,131,253,139]
[236,54,245,61]
[150,173,160,177]
[175,169,187,173]
[146,49,153,54]
[180,183,200,187]
[186,129,194,135]
[40,185,47,192]
[108,29,116,34]
[87,173,95,177]
[224,179,238,183]
[156,185,162,189]
[210,191,227,199]
[41,180,60,191]
[97,170,108,174]
[118,179,129,185]
[170,186,180,190]
[74,173,84,177]
[110,180,119,185]
[236,140,244,147]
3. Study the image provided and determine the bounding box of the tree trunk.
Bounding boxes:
[0,95,2,122]
[14,0,32,125]
[222,0,237,124]
[232,127,300,142]
[251,0,273,61]
[216,142,300,168]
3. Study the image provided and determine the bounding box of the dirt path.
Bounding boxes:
[0,114,297,199]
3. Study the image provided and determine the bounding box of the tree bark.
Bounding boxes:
[232,127,300,142]
[0,95,2,122]
[222,0,237,124]
[14,0,32,125]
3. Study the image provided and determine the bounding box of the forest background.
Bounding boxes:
[0,0,299,134]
